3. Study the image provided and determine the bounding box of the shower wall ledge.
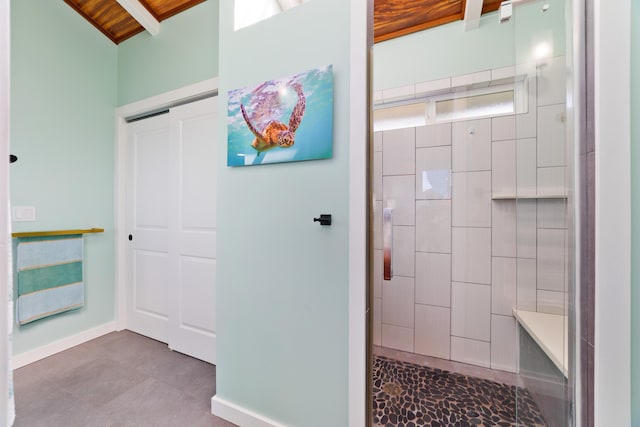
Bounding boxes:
[492,193,568,200]
[513,309,569,377]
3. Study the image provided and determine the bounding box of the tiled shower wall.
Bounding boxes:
[373,58,568,371]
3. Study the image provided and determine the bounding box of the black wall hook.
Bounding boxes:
[9,154,17,163]
[313,214,332,226]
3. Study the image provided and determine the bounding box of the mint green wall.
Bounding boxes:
[631,0,639,424]
[216,2,353,425]
[117,0,219,106]
[10,0,117,354]
[373,0,565,91]
[374,13,513,91]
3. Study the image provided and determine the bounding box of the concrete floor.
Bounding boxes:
[12,330,236,427]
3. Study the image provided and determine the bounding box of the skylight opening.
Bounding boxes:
[234,0,309,31]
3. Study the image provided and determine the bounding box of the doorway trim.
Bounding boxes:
[348,0,370,426]
[114,78,219,331]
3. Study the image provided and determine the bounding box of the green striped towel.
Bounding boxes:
[16,235,84,325]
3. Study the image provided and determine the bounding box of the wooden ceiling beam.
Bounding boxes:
[116,0,160,36]
[464,0,484,31]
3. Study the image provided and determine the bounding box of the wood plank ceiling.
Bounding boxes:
[64,0,503,45]
[64,0,206,44]
[374,0,503,43]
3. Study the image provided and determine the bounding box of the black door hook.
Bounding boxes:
[313,214,332,226]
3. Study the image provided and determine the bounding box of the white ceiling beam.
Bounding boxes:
[116,0,160,36]
[464,0,484,31]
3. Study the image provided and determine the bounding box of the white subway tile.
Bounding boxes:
[451,336,491,368]
[492,201,517,257]
[381,324,414,352]
[415,252,451,307]
[452,171,491,227]
[416,200,451,253]
[452,227,491,285]
[383,127,415,175]
[416,146,452,200]
[537,229,566,292]
[374,249,383,299]
[537,166,566,196]
[492,116,516,141]
[393,226,415,278]
[515,61,536,79]
[516,200,537,258]
[491,315,517,372]
[491,65,516,82]
[537,104,566,167]
[516,110,537,139]
[537,290,566,315]
[383,175,415,226]
[374,131,383,152]
[374,201,382,250]
[415,78,451,95]
[492,257,517,316]
[415,304,451,359]
[516,77,537,138]
[452,70,491,88]
[382,276,415,328]
[452,119,492,172]
[492,139,516,196]
[517,258,538,311]
[373,151,383,201]
[416,123,452,147]
[382,84,415,102]
[537,199,567,229]
[516,138,537,197]
[452,282,491,341]
[537,56,566,107]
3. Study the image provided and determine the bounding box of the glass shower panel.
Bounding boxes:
[370,1,575,425]
[512,0,573,425]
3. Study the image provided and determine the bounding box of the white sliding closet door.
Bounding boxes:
[126,112,171,343]
[126,96,218,363]
[167,98,218,363]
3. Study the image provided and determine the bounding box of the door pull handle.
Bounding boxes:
[383,208,393,280]
[313,214,332,226]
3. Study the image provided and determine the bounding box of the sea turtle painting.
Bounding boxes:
[240,82,306,156]
[227,65,333,167]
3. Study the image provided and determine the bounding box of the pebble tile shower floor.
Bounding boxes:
[372,356,547,426]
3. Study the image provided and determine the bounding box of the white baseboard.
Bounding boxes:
[211,395,285,427]
[13,321,116,368]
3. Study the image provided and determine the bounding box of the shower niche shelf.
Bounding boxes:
[513,309,568,378]
[492,193,568,200]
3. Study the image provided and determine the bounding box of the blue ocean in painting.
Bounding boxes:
[227,65,333,166]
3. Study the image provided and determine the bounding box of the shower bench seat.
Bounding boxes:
[512,309,568,378]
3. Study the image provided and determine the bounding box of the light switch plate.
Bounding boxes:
[12,206,36,222]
